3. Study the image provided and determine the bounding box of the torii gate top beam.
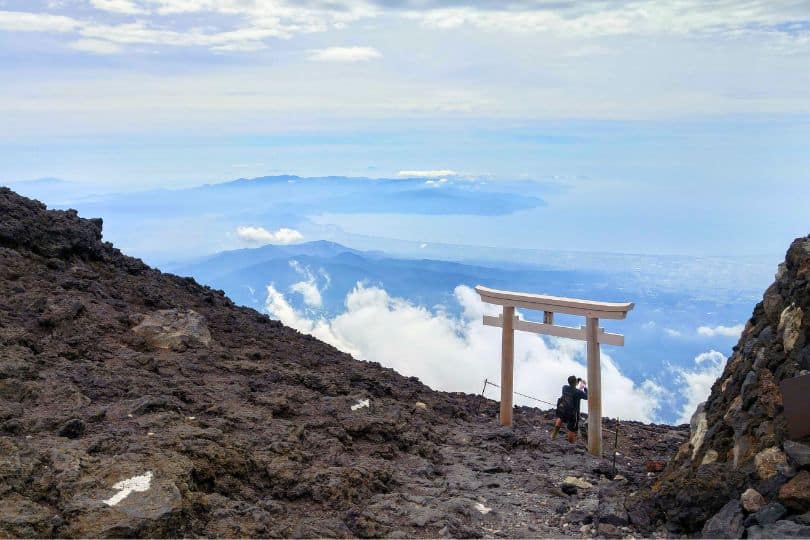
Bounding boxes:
[475,285,634,320]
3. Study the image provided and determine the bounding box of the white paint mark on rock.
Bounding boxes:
[103,471,153,506]
[351,399,370,411]
[147,432,155,436]
[187,416,195,420]
[474,502,492,515]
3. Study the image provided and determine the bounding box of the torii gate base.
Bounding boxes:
[476,286,634,457]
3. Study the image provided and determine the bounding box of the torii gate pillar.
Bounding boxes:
[476,286,634,458]
[500,306,515,427]
[585,317,602,456]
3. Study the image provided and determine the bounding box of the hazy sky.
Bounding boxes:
[1,0,809,254]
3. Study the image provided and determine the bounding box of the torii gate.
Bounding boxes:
[475,285,634,457]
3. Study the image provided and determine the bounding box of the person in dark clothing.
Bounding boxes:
[551,375,588,443]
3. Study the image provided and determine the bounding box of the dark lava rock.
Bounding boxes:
[0,187,690,538]
[57,418,85,439]
[744,502,787,527]
[784,440,810,468]
[701,500,745,539]
[747,519,810,539]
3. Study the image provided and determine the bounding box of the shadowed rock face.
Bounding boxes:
[647,234,810,536]
[0,187,687,538]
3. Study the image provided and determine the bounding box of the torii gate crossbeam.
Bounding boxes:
[475,285,634,457]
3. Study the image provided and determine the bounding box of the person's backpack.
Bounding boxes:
[556,389,575,419]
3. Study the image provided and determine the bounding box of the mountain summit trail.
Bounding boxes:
[0,187,689,537]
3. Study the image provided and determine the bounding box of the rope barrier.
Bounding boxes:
[480,378,621,434]
[482,379,557,407]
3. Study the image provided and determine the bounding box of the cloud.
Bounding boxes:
[664,328,682,337]
[398,170,459,177]
[0,10,80,32]
[673,350,727,424]
[425,178,448,187]
[69,38,123,54]
[697,324,745,337]
[0,2,379,53]
[308,46,382,62]
[90,0,148,15]
[235,225,303,245]
[263,282,664,422]
[288,260,325,308]
[401,1,810,39]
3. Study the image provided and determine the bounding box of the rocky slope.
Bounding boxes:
[0,187,688,538]
[645,235,810,537]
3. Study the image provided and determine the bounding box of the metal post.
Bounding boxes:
[586,317,602,456]
[611,420,620,479]
[500,306,515,427]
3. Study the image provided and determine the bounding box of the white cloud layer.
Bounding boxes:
[264,282,665,422]
[236,225,303,245]
[90,0,148,15]
[697,324,745,337]
[70,38,123,54]
[0,10,80,33]
[398,170,459,177]
[673,350,727,424]
[288,260,324,308]
[308,46,382,62]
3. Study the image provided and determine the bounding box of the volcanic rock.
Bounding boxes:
[744,502,787,527]
[784,440,810,468]
[741,488,767,513]
[747,520,810,539]
[649,234,810,534]
[779,470,810,512]
[701,500,745,539]
[130,309,212,351]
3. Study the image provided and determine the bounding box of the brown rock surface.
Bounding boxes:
[779,471,810,513]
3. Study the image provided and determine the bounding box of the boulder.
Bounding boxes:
[747,520,810,539]
[755,447,790,480]
[778,305,803,353]
[131,309,212,351]
[778,470,810,512]
[741,488,766,513]
[744,502,787,527]
[784,440,810,468]
[562,476,593,490]
[702,501,745,539]
[62,469,183,537]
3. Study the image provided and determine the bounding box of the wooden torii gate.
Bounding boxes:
[475,285,634,457]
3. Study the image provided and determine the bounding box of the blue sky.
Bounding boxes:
[1,0,809,255]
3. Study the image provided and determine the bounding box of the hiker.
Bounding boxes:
[551,375,588,443]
